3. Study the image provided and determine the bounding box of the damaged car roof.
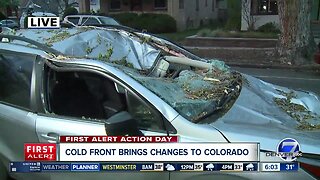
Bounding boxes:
[12,27,160,70]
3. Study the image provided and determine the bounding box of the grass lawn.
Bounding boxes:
[157,28,279,44]
[157,23,225,43]
[157,28,199,43]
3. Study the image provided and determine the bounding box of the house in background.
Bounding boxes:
[69,0,101,13]
[241,0,320,31]
[74,0,227,31]
[241,0,278,31]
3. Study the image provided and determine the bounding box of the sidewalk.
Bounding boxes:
[226,61,320,71]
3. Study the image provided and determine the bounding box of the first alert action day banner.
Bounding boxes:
[25,136,260,162]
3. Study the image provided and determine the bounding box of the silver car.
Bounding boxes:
[63,15,120,26]
[0,27,319,180]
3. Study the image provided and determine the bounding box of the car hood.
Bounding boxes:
[210,74,320,154]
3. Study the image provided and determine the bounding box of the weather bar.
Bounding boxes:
[9,162,298,173]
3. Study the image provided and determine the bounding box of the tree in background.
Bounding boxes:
[242,0,258,31]
[277,0,316,65]
[55,0,78,17]
[0,12,6,21]
[0,0,19,19]
[63,6,78,18]
[0,0,19,9]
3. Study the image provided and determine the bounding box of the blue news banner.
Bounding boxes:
[9,162,298,173]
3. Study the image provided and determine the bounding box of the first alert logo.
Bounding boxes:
[24,143,56,161]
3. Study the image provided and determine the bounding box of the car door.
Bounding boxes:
[34,59,170,180]
[0,50,45,180]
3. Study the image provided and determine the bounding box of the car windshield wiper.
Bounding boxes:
[193,72,242,123]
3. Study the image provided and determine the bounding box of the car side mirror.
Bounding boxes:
[104,111,142,136]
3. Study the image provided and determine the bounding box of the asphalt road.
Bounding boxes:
[232,67,320,96]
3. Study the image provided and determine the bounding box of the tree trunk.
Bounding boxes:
[79,0,90,13]
[277,0,316,65]
[100,0,109,15]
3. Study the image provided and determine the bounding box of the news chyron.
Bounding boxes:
[27,16,60,29]
[9,136,299,173]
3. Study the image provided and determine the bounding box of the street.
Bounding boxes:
[232,67,320,95]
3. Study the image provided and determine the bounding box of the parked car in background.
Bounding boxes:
[0,19,18,29]
[63,15,120,26]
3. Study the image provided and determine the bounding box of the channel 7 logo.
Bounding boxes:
[266,138,302,161]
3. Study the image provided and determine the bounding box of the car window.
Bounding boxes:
[45,68,166,132]
[98,17,119,25]
[0,53,34,109]
[81,17,100,25]
[125,90,164,132]
[67,17,80,24]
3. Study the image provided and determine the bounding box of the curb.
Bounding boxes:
[185,36,278,41]
[227,62,320,71]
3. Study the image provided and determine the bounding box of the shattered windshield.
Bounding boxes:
[121,65,241,122]
[9,27,242,122]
